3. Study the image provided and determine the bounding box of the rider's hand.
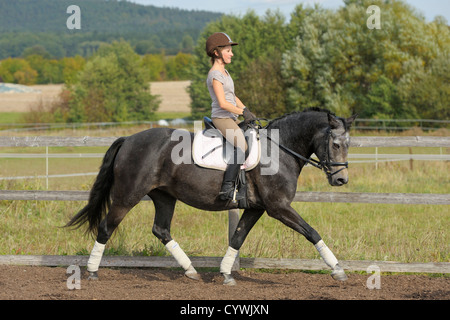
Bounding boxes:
[242,107,257,125]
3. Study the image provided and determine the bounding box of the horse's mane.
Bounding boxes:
[267,107,336,127]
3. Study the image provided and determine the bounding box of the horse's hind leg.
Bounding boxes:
[87,203,133,280]
[150,189,200,281]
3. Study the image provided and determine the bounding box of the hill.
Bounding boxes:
[0,0,222,58]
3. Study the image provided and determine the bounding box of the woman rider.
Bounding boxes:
[205,32,257,201]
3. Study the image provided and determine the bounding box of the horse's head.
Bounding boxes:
[314,113,357,186]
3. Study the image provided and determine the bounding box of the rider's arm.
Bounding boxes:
[212,79,245,115]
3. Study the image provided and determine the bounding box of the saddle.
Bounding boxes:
[192,117,261,171]
[192,117,261,209]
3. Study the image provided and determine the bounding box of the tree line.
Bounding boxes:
[0,0,221,58]
[12,0,450,124]
[189,0,449,121]
[0,49,194,85]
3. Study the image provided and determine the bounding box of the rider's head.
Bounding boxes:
[206,32,238,65]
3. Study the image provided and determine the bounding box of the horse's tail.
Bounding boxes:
[65,137,126,235]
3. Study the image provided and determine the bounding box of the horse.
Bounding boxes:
[66,107,357,285]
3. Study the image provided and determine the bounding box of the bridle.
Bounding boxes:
[248,120,349,179]
[311,127,349,177]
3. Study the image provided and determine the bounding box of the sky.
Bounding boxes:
[129,0,450,23]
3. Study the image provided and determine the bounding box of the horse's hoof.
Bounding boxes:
[331,264,348,281]
[223,274,237,286]
[88,271,99,281]
[185,271,201,281]
[184,265,201,280]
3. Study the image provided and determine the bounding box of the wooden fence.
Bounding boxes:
[1,135,449,148]
[1,136,449,274]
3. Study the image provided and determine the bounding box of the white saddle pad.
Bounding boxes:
[192,129,261,171]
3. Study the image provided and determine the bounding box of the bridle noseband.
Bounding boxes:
[249,120,348,179]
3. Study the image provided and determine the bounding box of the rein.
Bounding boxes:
[248,119,348,178]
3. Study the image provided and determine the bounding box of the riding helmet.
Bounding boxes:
[206,32,238,57]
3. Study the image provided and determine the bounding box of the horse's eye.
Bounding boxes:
[333,143,340,150]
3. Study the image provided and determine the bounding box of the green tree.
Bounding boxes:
[25,55,63,84]
[282,6,343,114]
[282,0,450,119]
[60,56,86,85]
[166,52,195,80]
[67,41,160,122]
[360,75,413,120]
[142,53,166,81]
[0,57,37,84]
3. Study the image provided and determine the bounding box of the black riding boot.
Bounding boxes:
[219,147,246,201]
[219,162,241,201]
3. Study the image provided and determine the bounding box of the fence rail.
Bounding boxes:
[1,152,449,161]
[1,135,450,148]
[1,190,449,205]
[1,255,448,274]
[1,118,449,132]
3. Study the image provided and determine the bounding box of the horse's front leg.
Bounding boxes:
[266,203,347,281]
[220,208,265,285]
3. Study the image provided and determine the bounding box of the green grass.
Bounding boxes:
[150,111,191,121]
[0,112,24,124]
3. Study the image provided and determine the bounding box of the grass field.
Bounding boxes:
[0,82,191,115]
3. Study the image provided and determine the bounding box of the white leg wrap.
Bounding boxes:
[87,241,106,273]
[315,240,338,269]
[165,240,192,271]
[220,246,239,275]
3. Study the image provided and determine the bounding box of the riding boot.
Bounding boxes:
[219,162,241,201]
[219,144,247,201]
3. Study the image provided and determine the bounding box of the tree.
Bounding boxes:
[282,6,344,114]
[141,53,165,81]
[166,52,195,80]
[0,58,37,84]
[67,41,160,122]
[360,75,413,120]
[60,56,86,85]
[282,0,450,119]
[25,55,63,84]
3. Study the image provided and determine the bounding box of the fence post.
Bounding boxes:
[375,147,378,170]
[228,209,240,271]
[46,146,49,189]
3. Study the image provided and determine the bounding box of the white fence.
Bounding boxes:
[1,118,449,132]
[1,136,448,182]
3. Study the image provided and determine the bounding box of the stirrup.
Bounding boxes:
[219,182,245,202]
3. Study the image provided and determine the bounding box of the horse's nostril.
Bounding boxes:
[336,178,348,185]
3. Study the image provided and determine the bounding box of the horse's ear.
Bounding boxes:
[346,114,358,127]
[327,113,341,129]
